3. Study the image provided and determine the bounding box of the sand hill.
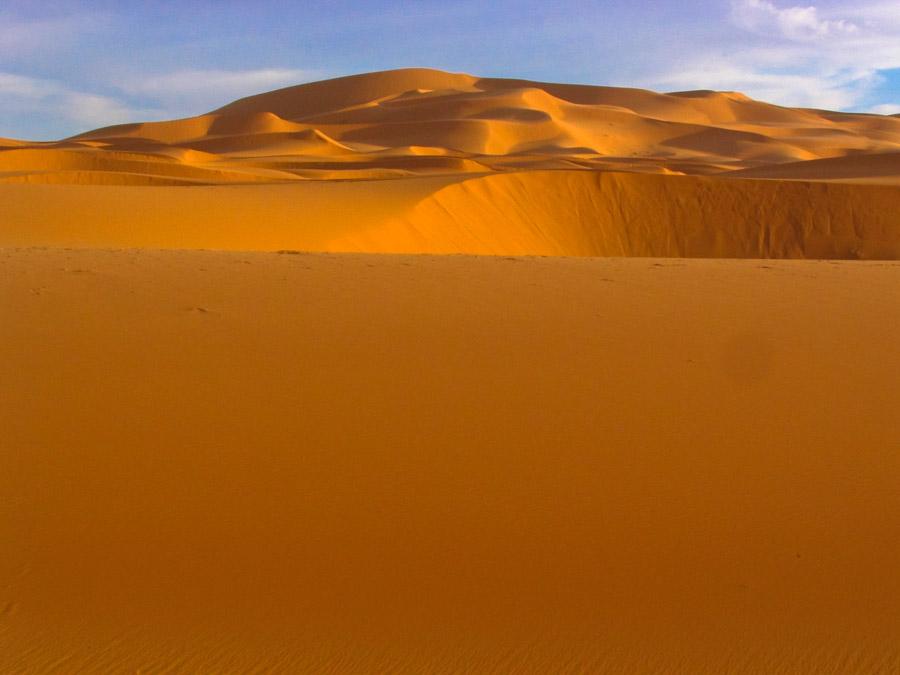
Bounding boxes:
[1,68,899,257]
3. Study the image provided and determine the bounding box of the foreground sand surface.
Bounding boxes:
[3,248,900,673]
[2,69,900,258]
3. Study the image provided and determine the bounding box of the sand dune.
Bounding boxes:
[3,248,900,672]
[1,68,898,257]
[2,171,898,257]
[729,151,900,185]
[47,68,900,176]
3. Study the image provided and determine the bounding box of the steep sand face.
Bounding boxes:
[2,68,899,258]
[2,171,899,258]
[344,171,900,258]
[3,249,900,672]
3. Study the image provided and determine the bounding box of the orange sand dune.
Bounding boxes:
[728,151,900,185]
[2,170,899,258]
[2,68,899,257]
[3,248,900,672]
[43,68,900,178]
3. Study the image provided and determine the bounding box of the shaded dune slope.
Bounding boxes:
[2,170,898,258]
[1,68,899,257]
[729,151,900,184]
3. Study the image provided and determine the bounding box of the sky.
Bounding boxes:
[1,0,899,140]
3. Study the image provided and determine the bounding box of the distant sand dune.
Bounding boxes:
[729,151,900,184]
[2,68,898,257]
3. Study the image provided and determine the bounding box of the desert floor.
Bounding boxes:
[3,248,900,673]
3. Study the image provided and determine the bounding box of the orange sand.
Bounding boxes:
[3,249,900,672]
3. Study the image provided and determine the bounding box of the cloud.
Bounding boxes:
[0,12,108,58]
[648,64,869,110]
[0,7,315,135]
[126,68,314,97]
[868,103,900,115]
[63,92,162,128]
[639,1,900,111]
[831,1,900,28]
[0,72,160,138]
[732,0,858,40]
[117,68,318,113]
[0,67,316,139]
[0,72,58,100]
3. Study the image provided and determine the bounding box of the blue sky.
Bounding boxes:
[2,0,899,139]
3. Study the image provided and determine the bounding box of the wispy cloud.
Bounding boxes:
[732,0,858,40]
[0,67,316,139]
[0,72,56,100]
[648,65,871,110]
[63,92,162,129]
[0,12,108,58]
[124,69,315,98]
[868,103,900,115]
[639,1,900,111]
[118,68,318,114]
[0,72,160,138]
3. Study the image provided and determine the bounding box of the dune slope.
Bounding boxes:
[2,68,899,258]
[3,249,900,672]
[2,170,898,258]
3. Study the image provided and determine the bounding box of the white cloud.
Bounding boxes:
[0,72,160,138]
[0,67,315,139]
[868,103,900,115]
[0,13,107,58]
[0,72,60,99]
[650,64,868,110]
[837,1,900,27]
[639,1,900,111]
[732,0,858,40]
[127,68,315,97]
[117,68,318,114]
[63,92,161,128]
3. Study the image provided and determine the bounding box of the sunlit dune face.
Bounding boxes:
[2,68,899,187]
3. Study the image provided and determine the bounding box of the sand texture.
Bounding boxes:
[3,249,900,672]
[2,68,899,257]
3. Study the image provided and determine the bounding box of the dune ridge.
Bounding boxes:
[11,68,900,184]
[2,68,899,257]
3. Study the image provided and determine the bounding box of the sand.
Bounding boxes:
[2,172,898,258]
[3,69,900,672]
[2,248,900,672]
[1,68,899,257]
